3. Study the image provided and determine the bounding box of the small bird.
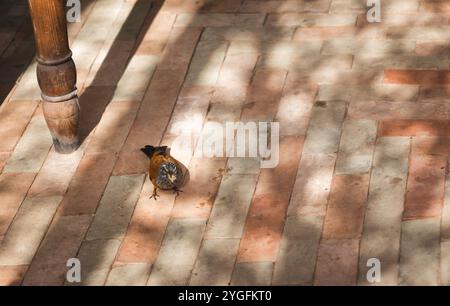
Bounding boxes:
[141,145,184,200]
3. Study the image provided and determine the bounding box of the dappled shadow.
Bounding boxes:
[0,0,34,106]
[77,0,164,142]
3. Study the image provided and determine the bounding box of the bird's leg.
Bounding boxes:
[173,187,183,198]
[150,187,160,200]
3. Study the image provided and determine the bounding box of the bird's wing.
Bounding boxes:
[165,154,182,169]
[149,154,165,184]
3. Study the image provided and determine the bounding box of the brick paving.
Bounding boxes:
[0,0,449,286]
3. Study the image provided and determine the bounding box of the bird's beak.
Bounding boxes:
[168,174,177,183]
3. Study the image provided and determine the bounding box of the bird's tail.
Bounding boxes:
[140,145,168,158]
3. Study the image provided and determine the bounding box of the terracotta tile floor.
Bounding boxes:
[0,0,450,285]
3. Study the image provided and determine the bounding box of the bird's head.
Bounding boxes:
[161,162,180,186]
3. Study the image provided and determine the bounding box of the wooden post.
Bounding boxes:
[28,0,80,153]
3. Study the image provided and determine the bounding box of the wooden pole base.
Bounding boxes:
[42,98,80,154]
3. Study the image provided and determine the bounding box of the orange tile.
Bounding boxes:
[0,173,35,236]
[0,265,27,286]
[57,153,116,216]
[0,151,10,172]
[404,154,446,220]
[415,41,449,56]
[314,239,359,286]
[115,177,174,264]
[0,101,39,152]
[385,69,450,85]
[323,174,370,239]
[237,136,303,262]
[171,157,227,219]
[412,136,450,156]
[22,215,92,285]
[242,68,287,121]
[379,119,450,136]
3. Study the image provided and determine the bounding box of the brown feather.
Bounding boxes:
[148,152,182,187]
